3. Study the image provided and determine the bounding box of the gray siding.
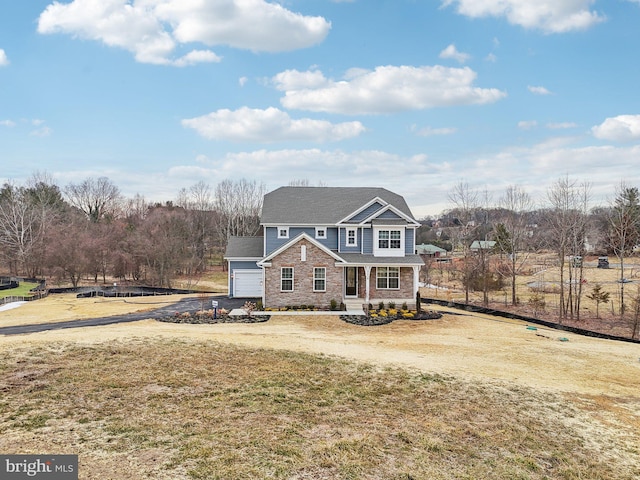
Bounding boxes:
[230,260,260,270]
[339,227,361,253]
[229,260,261,296]
[265,226,338,255]
[377,209,403,219]
[362,228,373,254]
[346,202,384,223]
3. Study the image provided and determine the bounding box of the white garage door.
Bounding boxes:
[233,270,263,297]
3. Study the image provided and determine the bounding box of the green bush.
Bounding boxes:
[329,299,338,311]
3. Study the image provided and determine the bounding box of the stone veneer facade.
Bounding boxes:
[358,266,415,302]
[264,237,417,309]
[264,238,342,309]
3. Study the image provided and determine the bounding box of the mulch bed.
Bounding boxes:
[341,310,442,326]
[158,314,270,324]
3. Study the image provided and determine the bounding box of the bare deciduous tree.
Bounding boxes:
[495,185,533,305]
[447,181,479,304]
[546,176,590,321]
[214,179,265,244]
[606,183,640,315]
[65,176,121,222]
[0,185,38,275]
[177,181,217,273]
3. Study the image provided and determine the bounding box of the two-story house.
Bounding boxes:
[224,186,424,309]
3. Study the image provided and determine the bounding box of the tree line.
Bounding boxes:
[418,177,640,337]
[0,173,264,288]
[2,172,640,336]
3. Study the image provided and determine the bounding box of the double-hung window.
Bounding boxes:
[378,230,401,249]
[281,267,294,291]
[313,267,326,292]
[346,228,357,246]
[376,267,399,289]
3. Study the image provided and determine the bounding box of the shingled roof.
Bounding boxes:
[261,187,415,225]
[224,236,264,258]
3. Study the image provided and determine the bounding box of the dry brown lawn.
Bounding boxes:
[424,254,640,338]
[0,293,197,327]
[0,295,639,479]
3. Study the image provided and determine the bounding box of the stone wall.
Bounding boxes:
[264,238,343,308]
[362,267,415,305]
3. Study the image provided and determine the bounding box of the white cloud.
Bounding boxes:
[442,0,605,33]
[518,120,538,130]
[172,49,221,67]
[592,115,640,142]
[181,149,441,190]
[21,138,640,219]
[547,122,577,129]
[167,139,640,218]
[181,107,365,142]
[0,49,8,66]
[528,85,552,95]
[0,120,16,127]
[272,69,330,91]
[485,53,497,62]
[239,76,248,87]
[37,0,330,66]
[439,44,470,63]
[412,126,457,137]
[30,126,53,137]
[274,65,506,114]
[157,0,330,52]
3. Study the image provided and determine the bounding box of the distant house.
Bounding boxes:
[470,240,496,252]
[415,244,447,258]
[224,186,424,309]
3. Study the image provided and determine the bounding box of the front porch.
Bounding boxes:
[341,264,421,309]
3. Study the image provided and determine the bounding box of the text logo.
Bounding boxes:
[0,455,78,479]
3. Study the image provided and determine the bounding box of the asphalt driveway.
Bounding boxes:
[0,295,255,336]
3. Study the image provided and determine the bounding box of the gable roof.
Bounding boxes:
[416,244,447,255]
[258,232,345,265]
[261,187,416,225]
[470,240,496,250]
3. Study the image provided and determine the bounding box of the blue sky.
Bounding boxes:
[2,0,640,217]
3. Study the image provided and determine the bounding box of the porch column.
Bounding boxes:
[413,265,420,296]
[364,265,372,303]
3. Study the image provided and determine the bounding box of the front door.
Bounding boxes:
[345,267,357,297]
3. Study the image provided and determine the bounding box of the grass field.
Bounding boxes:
[1,276,639,479]
[424,254,640,338]
[1,338,638,480]
[0,282,40,300]
[0,293,198,327]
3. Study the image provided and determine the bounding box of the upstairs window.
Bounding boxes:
[346,228,357,246]
[315,227,327,239]
[378,230,401,249]
[277,227,289,239]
